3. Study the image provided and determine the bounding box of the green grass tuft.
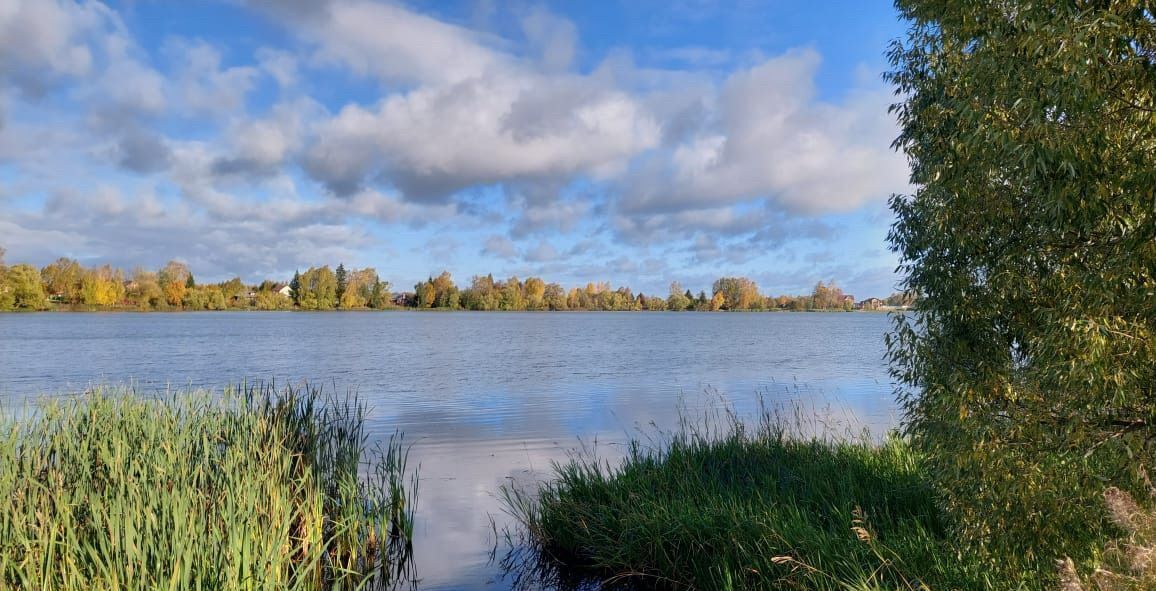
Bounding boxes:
[0,383,417,591]
[502,405,1023,590]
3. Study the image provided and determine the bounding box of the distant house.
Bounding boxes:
[277,284,292,298]
[842,294,855,306]
[858,297,884,311]
[392,292,414,307]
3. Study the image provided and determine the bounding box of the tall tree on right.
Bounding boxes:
[887,1,1156,571]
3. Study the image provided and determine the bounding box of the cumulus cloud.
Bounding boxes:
[251,0,657,201]
[4,182,391,280]
[211,99,319,180]
[524,241,559,263]
[304,72,659,199]
[266,2,902,255]
[167,39,259,116]
[482,235,518,260]
[256,47,299,88]
[111,127,172,173]
[250,0,507,86]
[619,49,907,217]
[0,0,110,95]
[90,33,166,124]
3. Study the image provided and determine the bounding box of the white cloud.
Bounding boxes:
[256,47,299,88]
[482,235,517,260]
[167,39,259,116]
[94,33,166,119]
[524,240,558,263]
[511,199,591,238]
[3,181,389,281]
[287,0,507,86]
[619,49,908,217]
[305,71,660,199]
[0,0,110,90]
[212,99,320,179]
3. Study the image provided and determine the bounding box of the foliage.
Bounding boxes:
[339,267,389,310]
[158,260,191,307]
[290,270,302,306]
[712,276,762,310]
[666,282,692,311]
[3,264,48,310]
[335,263,348,305]
[0,384,417,590]
[255,289,293,310]
[0,248,10,311]
[298,266,338,310]
[128,268,164,310]
[887,0,1156,574]
[0,248,883,313]
[41,257,85,304]
[82,265,125,307]
[414,271,459,309]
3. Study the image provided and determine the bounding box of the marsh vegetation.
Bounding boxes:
[0,384,417,591]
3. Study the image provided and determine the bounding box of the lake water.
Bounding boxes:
[0,311,900,589]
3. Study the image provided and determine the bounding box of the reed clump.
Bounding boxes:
[1058,477,1156,591]
[502,404,1005,590]
[0,383,417,591]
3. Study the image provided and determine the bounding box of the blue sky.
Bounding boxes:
[0,0,909,298]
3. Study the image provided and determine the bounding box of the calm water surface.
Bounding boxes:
[0,311,899,589]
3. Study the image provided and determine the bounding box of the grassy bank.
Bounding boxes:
[503,409,1019,590]
[0,384,417,591]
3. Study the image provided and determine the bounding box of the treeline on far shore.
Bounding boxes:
[0,248,915,313]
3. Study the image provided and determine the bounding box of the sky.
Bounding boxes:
[0,0,911,298]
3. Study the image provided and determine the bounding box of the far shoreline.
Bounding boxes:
[0,306,908,314]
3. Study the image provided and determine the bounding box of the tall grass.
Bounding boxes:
[501,401,1021,590]
[0,383,417,591]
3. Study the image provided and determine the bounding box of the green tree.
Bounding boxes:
[289,271,301,307]
[667,282,691,311]
[368,277,391,309]
[335,263,348,304]
[414,278,434,308]
[500,276,524,310]
[255,290,292,310]
[419,271,458,309]
[887,0,1156,570]
[41,258,85,304]
[298,266,337,310]
[128,268,163,310]
[218,277,247,308]
[543,282,567,310]
[7,264,48,310]
[0,246,10,310]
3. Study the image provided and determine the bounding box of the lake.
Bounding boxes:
[0,311,900,589]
